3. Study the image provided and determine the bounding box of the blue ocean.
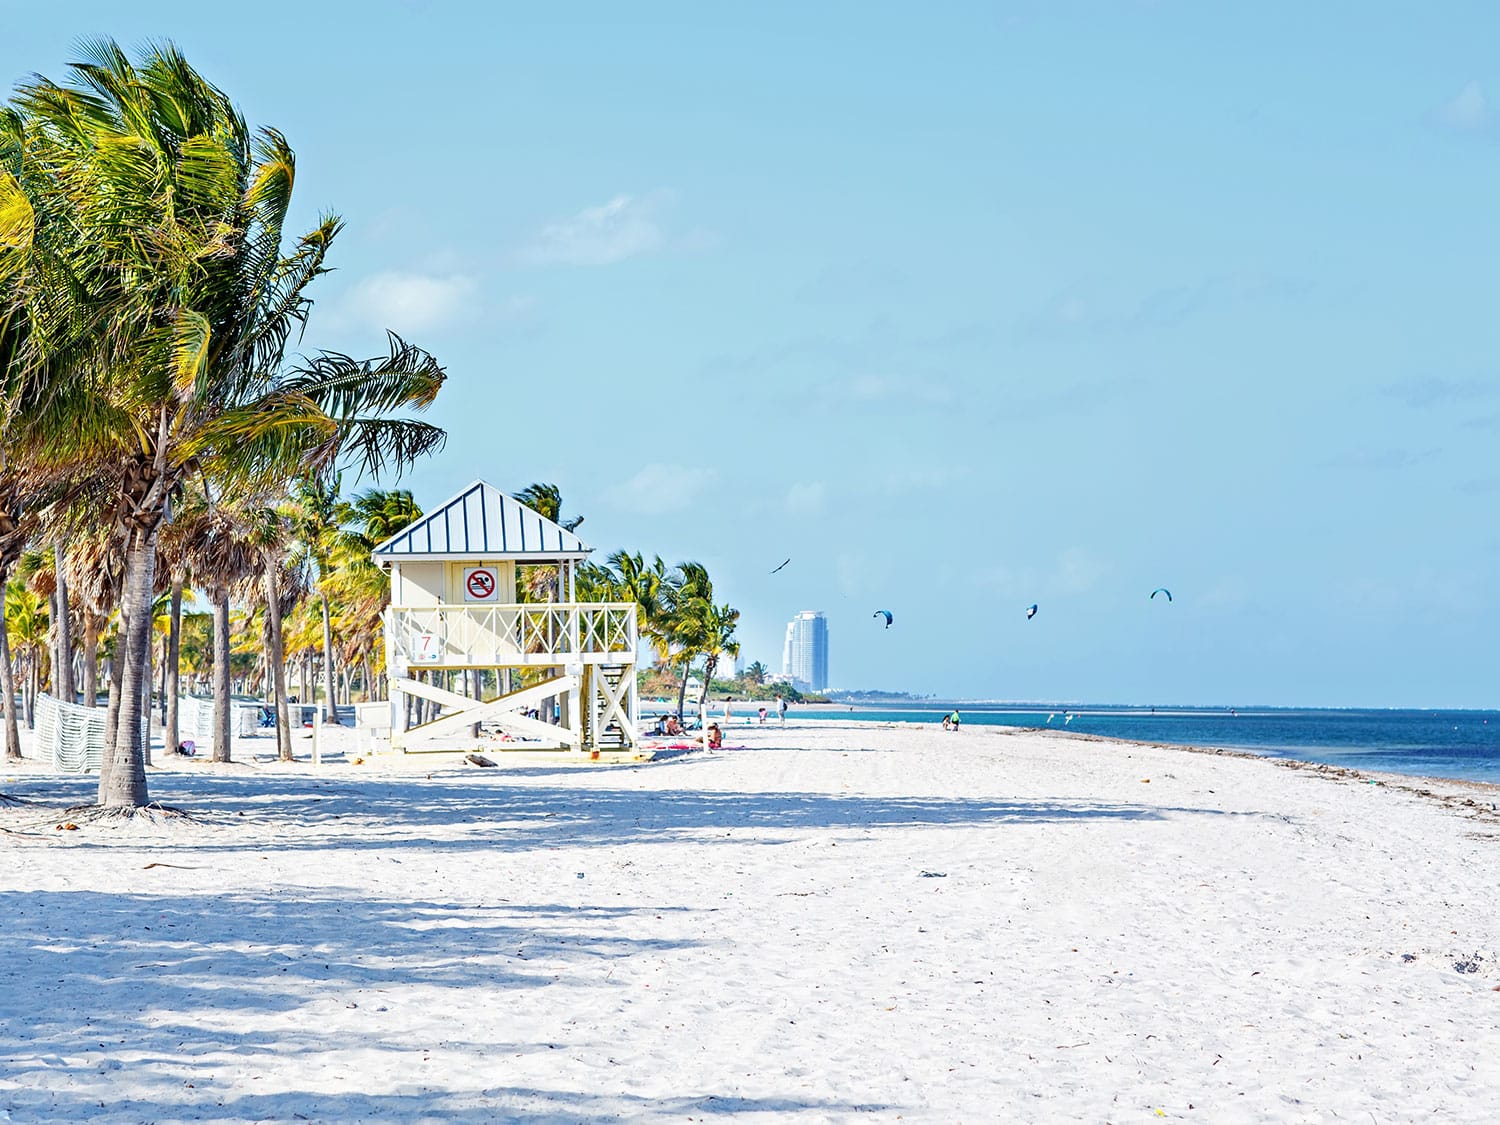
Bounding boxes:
[797,706,1500,785]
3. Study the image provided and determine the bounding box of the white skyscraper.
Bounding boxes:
[781,610,829,691]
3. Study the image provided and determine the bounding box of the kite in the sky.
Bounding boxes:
[1026,604,1038,620]
[770,558,791,575]
[1150,588,1172,602]
[873,610,893,628]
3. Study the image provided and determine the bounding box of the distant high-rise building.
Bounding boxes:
[781,611,829,691]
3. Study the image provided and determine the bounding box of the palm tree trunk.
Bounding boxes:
[211,588,232,763]
[264,562,293,762]
[676,658,692,719]
[98,530,157,808]
[141,615,154,767]
[320,591,341,725]
[25,656,36,728]
[82,617,98,706]
[104,651,122,751]
[52,542,74,704]
[0,569,21,761]
[165,577,181,754]
[698,656,717,707]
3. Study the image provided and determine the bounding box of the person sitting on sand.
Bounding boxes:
[664,714,684,736]
[707,723,723,750]
[941,714,952,731]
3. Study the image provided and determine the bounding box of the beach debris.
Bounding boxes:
[55,822,78,831]
[1454,954,1484,974]
[919,870,946,878]
[1026,603,1038,619]
[465,753,497,768]
[1150,587,1172,602]
[1401,953,1417,962]
[770,558,791,575]
[142,862,200,870]
[873,609,893,628]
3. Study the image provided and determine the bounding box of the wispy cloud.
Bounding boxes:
[1025,273,1311,337]
[1382,376,1497,408]
[330,271,479,333]
[784,482,827,516]
[1434,81,1489,132]
[844,373,953,405]
[516,193,670,267]
[602,463,714,515]
[1322,447,1439,471]
[884,465,970,493]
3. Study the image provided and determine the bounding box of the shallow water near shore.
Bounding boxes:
[793,706,1500,785]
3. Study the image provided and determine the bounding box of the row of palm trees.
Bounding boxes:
[0,42,447,810]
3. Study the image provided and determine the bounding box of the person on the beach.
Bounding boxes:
[664,714,684,736]
[778,697,788,721]
[758,706,768,723]
[723,699,732,722]
[707,723,723,750]
[947,710,961,731]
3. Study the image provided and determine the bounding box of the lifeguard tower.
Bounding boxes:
[373,480,639,754]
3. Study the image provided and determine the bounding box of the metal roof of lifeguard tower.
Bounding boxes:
[371,480,593,562]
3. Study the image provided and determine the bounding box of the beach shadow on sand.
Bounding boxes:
[4,768,1244,859]
[0,884,888,1121]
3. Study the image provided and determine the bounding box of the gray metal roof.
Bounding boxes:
[371,480,593,560]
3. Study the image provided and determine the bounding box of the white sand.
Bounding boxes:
[2,720,1498,1123]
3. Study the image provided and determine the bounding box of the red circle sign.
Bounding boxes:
[466,569,496,599]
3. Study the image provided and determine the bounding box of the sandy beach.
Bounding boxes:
[3,719,1498,1123]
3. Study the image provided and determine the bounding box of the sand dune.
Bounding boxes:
[2,720,1498,1122]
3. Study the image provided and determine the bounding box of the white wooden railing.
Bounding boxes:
[388,602,637,668]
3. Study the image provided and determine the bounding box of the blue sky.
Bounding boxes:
[5,2,1498,705]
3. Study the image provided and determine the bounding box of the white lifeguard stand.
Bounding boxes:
[373,480,639,754]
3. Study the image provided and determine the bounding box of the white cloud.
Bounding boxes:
[784,482,826,516]
[844,373,952,405]
[516,194,668,267]
[884,465,970,493]
[333,271,479,333]
[1054,547,1110,594]
[1436,81,1488,131]
[603,463,715,515]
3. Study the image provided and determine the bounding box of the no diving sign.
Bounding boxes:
[463,566,499,602]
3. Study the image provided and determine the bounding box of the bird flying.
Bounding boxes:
[770,558,791,575]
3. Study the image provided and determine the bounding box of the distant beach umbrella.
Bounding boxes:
[1026,603,1038,619]
[770,558,791,575]
[873,610,893,628]
[1150,588,1172,602]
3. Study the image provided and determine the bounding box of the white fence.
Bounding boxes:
[176,695,262,747]
[34,693,107,773]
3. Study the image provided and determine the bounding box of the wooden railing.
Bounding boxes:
[388,602,637,668]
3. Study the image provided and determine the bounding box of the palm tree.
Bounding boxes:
[744,660,768,685]
[291,477,353,725]
[666,561,714,717]
[4,580,48,728]
[513,483,584,602]
[2,42,447,808]
[512,483,583,532]
[689,601,740,706]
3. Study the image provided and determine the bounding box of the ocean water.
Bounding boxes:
[794,706,1500,785]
